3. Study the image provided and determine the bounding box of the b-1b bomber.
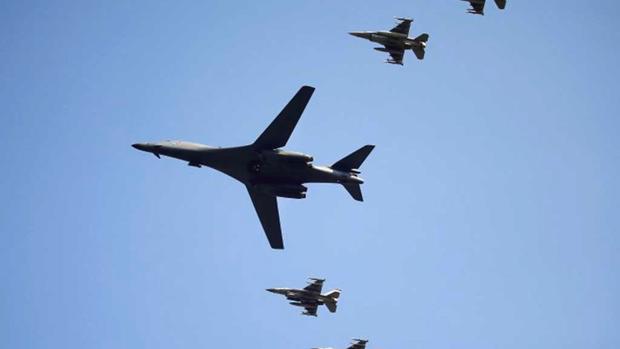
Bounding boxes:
[132,86,374,250]
[267,278,341,317]
[349,17,429,65]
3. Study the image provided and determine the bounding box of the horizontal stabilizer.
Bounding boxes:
[414,33,429,43]
[412,46,425,60]
[332,145,375,172]
[326,301,338,313]
[343,183,363,202]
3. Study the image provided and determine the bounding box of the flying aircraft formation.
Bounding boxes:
[132,1,509,348]
[133,86,374,249]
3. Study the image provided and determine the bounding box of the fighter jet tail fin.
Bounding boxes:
[495,0,507,9]
[326,301,338,313]
[412,34,429,60]
[414,33,429,44]
[324,289,341,300]
[331,145,375,172]
[343,183,363,202]
[324,289,341,313]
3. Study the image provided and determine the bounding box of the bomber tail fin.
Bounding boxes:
[332,146,374,202]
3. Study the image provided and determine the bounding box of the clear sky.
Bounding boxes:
[1,1,619,349]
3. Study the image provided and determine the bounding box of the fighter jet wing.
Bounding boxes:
[467,0,486,14]
[247,186,284,249]
[253,86,315,150]
[303,304,318,316]
[347,339,368,349]
[304,278,324,293]
[390,18,412,35]
[385,45,405,65]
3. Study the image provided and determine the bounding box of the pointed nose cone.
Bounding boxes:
[132,143,148,151]
[266,288,277,294]
[349,31,368,39]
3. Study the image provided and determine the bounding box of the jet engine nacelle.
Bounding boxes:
[261,149,313,164]
[255,184,308,199]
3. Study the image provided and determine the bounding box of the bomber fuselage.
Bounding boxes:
[132,141,364,191]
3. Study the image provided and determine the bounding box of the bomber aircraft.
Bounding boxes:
[267,278,341,317]
[132,86,374,250]
[314,339,369,349]
[349,17,429,65]
[463,0,507,15]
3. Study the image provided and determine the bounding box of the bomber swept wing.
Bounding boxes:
[247,86,315,249]
[253,86,315,150]
[247,187,283,249]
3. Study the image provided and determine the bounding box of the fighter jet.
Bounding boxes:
[313,339,369,349]
[266,278,341,317]
[349,17,429,65]
[132,86,374,250]
[462,0,507,15]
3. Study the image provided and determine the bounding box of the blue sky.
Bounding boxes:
[1,1,619,348]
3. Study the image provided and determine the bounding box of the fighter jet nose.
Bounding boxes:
[350,31,371,38]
